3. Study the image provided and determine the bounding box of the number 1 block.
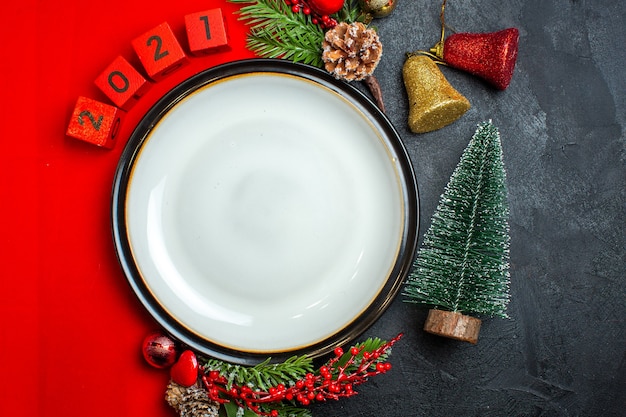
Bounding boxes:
[132,22,189,81]
[94,56,151,110]
[66,96,124,149]
[185,9,230,56]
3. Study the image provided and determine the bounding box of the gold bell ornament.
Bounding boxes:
[402,54,470,134]
[359,0,398,18]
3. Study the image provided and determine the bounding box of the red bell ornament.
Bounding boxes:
[432,28,519,90]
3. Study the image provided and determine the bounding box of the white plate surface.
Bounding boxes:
[115,61,417,359]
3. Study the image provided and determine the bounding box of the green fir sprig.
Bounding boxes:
[199,335,401,417]
[223,401,313,417]
[228,0,366,67]
[203,355,314,391]
[335,0,369,24]
[229,0,325,66]
[334,337,389,370]
[404,121,511,318]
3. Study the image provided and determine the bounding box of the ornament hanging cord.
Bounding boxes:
[408,0,450,63]
[431,0,447,59]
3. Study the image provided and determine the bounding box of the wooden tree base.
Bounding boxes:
[423,309,481,344]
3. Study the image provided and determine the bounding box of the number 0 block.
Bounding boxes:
[94,56,151,110]
[132,22,189,81]
[66,96,124,149]
[185,9,230,56]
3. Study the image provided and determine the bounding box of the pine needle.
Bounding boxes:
[336,337,389,370]
[203,355,314,391]
[229,0,325,67]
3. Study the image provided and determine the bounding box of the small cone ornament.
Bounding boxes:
[402,54,470,133]
[432,28,519,90]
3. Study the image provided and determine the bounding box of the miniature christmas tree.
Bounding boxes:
[404,121,511,344]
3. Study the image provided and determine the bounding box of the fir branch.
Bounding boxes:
[200,335,401,417]
[335,0,367,23]
[224,402,312,417]
[229,0,325,66]
[404,121,511,318]
[272,405,313,417]
[335,337,389,371]
[203,355,314,391]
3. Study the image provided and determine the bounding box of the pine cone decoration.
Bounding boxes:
[166,381,220,417]
[322,22,382,81]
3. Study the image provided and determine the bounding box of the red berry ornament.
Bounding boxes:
[306,0,344,16]
[142,332,178,369]
[170,350,199,387]
[435,28,519,90]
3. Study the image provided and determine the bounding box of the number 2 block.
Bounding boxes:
[185,9,230,56]
[66,96,124,149]
[132,22,189,81]
[94,56,151,110]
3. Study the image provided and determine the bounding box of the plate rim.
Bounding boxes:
[111,58,419,365]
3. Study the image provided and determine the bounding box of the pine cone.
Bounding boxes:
[322,22,382,82]
[166,381,220,417]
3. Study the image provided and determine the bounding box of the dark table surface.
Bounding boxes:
[314,0,626,416]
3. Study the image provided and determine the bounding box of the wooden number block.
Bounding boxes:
[185,9,230,55]
[66,96,124,149]
[132,22,189,81]
[94,56,151,110]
